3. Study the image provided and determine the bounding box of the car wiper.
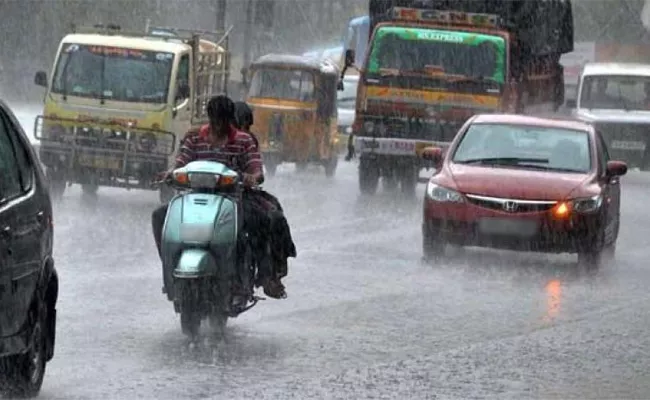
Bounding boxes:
[456,157,549,165]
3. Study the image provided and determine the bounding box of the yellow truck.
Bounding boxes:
[33,23,231,202]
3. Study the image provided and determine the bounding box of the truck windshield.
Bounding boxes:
[579,75,650,111]
[248,68,315,101]
[51,43,174,104]
[367,27,506,84]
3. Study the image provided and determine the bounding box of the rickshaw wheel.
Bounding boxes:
[324,156,338,177]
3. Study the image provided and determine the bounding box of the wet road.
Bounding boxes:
[10,104,650,399]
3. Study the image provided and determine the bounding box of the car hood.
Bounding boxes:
[447,164,592,200]
[575,108,650,124]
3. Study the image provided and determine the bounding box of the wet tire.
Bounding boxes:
[423,229,446,262]
[0,304,47,398]
[577,229,609,271]
[179,283,201,339]
[359,157,379,195]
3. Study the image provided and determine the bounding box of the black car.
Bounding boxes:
[0,99,58,397]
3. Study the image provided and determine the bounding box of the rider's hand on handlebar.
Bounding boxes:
[242,173,258,187]
[154,170,173,183]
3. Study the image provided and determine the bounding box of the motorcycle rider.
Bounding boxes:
[151,95,289,299]
[233,101,297,285]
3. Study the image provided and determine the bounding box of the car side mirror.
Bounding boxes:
[565,98,577,108]
[606,160,627,177]
[344,49,355,68]
[34,71,48,87]
[420,146,443,168]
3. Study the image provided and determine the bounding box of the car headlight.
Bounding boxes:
[572,194,603,213]
[425,181,464,203]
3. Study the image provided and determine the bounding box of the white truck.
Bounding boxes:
[567,62,650,170]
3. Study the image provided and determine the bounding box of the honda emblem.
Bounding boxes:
[503,201,518,212]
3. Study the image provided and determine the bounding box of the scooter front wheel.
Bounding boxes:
[178,283,201,339]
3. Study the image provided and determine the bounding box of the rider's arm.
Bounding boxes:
[241,135,264,183]
[174,134,197,169]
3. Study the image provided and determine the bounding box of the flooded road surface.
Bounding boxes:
[11,106,650,400]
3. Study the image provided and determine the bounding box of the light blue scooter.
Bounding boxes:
[159,160,263,339]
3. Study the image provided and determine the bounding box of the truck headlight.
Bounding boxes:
[425,181,464,203]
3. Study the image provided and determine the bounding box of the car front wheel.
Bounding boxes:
[423,227,446,262]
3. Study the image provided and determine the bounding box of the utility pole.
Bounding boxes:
[243,0,254,72]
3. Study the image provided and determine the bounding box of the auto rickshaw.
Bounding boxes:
[245,54,340,176]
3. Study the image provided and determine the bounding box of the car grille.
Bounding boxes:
[465,194,557,213]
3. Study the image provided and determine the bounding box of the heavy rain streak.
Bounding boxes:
[2,0,650,398]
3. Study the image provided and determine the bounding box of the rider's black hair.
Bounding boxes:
[234,101,254,129]
[206,94,235,123]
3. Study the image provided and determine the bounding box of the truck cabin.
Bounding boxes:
[247,54,340,120]
[344,5,567,112]
[35,26,227,115]
[35,34,181,109]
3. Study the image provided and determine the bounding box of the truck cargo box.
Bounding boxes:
[369,0,574,56]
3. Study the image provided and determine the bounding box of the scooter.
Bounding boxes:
[159,160,263,339]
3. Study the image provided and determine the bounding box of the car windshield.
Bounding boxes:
[51,43,174,104]
[366,27,506,84]
[337,78,358,109]
[452,123,592,173]
[579,74,650,110]
[248,68,315,101]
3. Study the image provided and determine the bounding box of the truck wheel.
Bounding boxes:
[324,156,338,177]
[359,157,379,195]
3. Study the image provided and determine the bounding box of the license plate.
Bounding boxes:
[78,154,121,169]
[478,218,538,237]
[610,140,646,151]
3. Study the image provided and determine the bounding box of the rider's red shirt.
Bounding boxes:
[174,124,263,175]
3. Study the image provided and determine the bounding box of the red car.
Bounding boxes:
[420,114,628,268]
